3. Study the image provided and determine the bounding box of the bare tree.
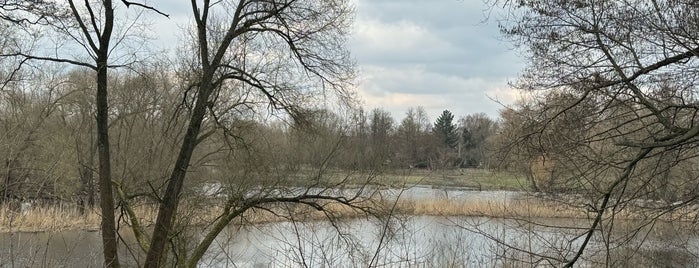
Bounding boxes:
[369,108,395,167]
[1,1,362,266]
[396,106,433,168]
[0,1,168,266]
[459,113,497,168]
[493,0,699,266]
[144,1,355,266]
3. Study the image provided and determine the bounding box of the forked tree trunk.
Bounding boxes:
[144,76,214,267]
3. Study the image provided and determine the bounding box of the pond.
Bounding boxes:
[196,215,699,267]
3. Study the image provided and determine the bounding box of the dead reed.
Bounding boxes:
[0,203,101,232]
[2,196,695,232]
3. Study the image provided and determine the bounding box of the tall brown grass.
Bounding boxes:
[0,203,101,232]
[399,198,588,219]
[2,196,695,233]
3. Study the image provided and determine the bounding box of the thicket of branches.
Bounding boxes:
[490,0,699,266]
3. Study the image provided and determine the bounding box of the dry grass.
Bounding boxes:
[237,201,374,224]
[0,203,101,232]
[397,198,588,219]
[2,196,696,233]
[0,200,375,233]
[393,197,698,222]
[0,202,164,233]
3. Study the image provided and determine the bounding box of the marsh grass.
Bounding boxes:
[0,203,101,232]
[397,197,699,223]
[2,195,696,232]
[399,198,588,218]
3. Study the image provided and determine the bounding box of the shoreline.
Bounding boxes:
[2,191,696,233]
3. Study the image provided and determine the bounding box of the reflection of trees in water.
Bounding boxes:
[610,246,695,267]
[198,215,699,267]
[2,215,697,267]
[459,216,699,267]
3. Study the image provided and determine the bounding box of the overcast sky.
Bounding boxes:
[148,0,524,121]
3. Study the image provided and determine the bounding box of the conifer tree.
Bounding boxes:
[433,110,457,149]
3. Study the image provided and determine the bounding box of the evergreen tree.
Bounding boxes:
[433,110,457,149]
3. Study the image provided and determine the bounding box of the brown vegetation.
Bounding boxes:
[4,195,696,233]
[0,204,101,233]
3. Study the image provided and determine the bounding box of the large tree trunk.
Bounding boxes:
[96,62,119,267]
[144,79,213,267]
[144,3,219,263]
[95,1,118,266]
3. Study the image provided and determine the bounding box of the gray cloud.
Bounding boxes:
[144,0,524,120]
[351,0,524,119]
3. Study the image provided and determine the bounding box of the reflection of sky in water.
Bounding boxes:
[200,215,698,267]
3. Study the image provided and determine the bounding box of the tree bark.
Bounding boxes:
[94,1,119,267]
[145,3,222,265]
[144,77,213,267]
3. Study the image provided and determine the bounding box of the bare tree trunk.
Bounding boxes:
[78,163,95,214]
[76,96,97,214]
[97,64,119,267]
[145,3,220,264]
[93,1,118,266]
[78,164,88,213]
[144,78,213,267]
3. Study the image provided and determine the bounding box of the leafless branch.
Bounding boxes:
[121,0,169,18]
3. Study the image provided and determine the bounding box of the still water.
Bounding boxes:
[2,216,697,267]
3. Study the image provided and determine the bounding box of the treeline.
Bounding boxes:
[11,66,695,208]
[339,107,498,170]
[0,67,502,207]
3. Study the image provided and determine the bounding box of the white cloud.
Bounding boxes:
[359,65,487,94]
[357,65,514,119]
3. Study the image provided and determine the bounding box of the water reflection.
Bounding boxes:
[0,230,104,267]
[1,206,697,267]
[192,216,699,267]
